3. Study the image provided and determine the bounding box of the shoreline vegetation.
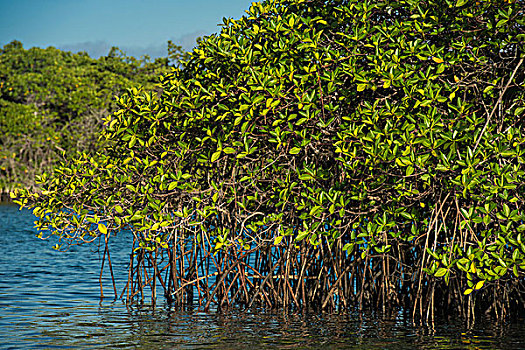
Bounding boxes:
[9,0,525,324]
[0,40,188,192]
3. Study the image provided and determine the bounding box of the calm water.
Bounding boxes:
[1,203,524,349]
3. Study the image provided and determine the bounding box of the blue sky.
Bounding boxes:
[0,0,254,58]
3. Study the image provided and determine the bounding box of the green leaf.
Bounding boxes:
[289,147,301,155]
[129,135,136,148]
[234,116,243,126]
[342,243,355,252]
[400,211,413,220]
[496,19,508,28]
[130,214,144,221]
[299,173,314,181]
[239,175,251,182]
[435,267,447,277]
[295,231,309,241]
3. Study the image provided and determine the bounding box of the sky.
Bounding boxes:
[0,0,254,59]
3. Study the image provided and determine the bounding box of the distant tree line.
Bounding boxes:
[0,40,186,195]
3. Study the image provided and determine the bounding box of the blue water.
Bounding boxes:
[1,203,525,349]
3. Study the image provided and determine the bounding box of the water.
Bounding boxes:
[1,203,524,349]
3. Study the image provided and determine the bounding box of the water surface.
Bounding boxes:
[1,204,524,349]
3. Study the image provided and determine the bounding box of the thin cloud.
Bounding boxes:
[60,40,111,58]
[58,31,207,59]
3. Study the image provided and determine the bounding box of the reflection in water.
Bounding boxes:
[1,204,524,349]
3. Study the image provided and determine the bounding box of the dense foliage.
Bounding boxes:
[0,41,172,192]
[15,0,525,319]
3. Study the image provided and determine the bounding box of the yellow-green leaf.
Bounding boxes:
[435,267,447,277]
[98,223,108,235]
[299,173,314,181]
[289,147,301,155]
[211,150,222,162]
[168,182,177,191]
[474,280,485,290]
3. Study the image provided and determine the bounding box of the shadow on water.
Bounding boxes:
[1,203,525,349]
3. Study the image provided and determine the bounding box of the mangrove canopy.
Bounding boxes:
[14,0,525,321]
